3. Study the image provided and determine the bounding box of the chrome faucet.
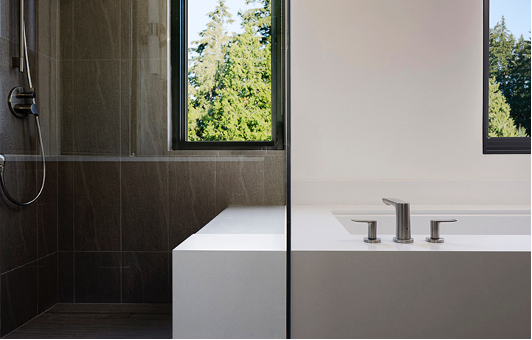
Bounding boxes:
[382,198,414,243]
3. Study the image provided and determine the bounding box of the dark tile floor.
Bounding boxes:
[3,303,172,339]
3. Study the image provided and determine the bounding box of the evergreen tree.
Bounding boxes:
[187,0,272,141]
[488,77,527,137]
[507,34,531,134]
[489,16,515,91]
[187,0,234,140]
[489,16,530,135]
[240,0,272,45]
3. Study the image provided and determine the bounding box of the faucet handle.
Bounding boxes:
[351,220,381,243]
[426,219,457,243]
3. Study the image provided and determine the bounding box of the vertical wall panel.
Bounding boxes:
[0,0,60,335]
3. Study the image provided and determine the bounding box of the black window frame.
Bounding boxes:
[483,0,531,154]
[170,0,286,150]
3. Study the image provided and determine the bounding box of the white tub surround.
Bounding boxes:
[291,205,531,339]
[172,206,286,339]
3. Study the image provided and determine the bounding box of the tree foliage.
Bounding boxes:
[188,9,530,140]
[488,77,527,137]
[489,17,531,136]
[506,35,531,133]
[188,0,272,141]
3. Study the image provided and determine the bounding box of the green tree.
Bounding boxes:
[489,16,530,136]
[506,34,531,134]
[239,0,272,45]
[187,0,234,140]
[187,0,272,141]
[488,77,527,137]
[489,17,515,91]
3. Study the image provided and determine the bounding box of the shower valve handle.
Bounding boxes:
[16,88,36,98]
[351,220,381,243]
[426,219,457,243]
[14,104,38,116]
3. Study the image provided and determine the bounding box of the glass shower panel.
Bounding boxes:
[118,0,289,337]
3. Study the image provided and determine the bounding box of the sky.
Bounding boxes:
[490,0,531,38]
[188,0,253,45]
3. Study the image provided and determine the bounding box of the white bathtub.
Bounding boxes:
[334,205,531,236]
[291,205,531,339]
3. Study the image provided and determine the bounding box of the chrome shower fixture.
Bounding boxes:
[1,0,46,206]
[8,86,38,118]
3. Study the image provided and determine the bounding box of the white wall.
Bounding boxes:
[291,0,531,205]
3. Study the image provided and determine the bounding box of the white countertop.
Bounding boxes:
[292,205,531,252]
[174,205,530,252]
[174,206,286,252]
[176,234,285,251]
[198,206,286,234]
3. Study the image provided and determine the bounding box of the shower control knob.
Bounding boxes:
[14,104,38,116]
[426,219,457,243]
[16,88,36,98]
[351,220,381,243]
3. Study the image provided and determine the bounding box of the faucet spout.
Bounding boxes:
[382,197,408,207]
[382,198,414,243]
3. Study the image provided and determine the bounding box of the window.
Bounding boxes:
[483,0,531,154]
[170,0,286,150]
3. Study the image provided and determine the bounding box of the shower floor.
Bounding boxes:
[3,303,172,339]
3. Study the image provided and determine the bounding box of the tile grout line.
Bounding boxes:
[119,0,123,305]
[70,0,75,305]
[0,252,54,277]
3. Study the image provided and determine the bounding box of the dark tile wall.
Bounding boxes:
[57,0,287,305]
[1,262,38,336]
[57,153,286,304]
[0,0,60,336]
[74,252,121,303]
[122,252,170,303]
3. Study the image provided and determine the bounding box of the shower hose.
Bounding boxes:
[0,23,46,206]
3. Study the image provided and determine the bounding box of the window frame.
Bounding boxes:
[170,0,286,150]
[483,0,531,154]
